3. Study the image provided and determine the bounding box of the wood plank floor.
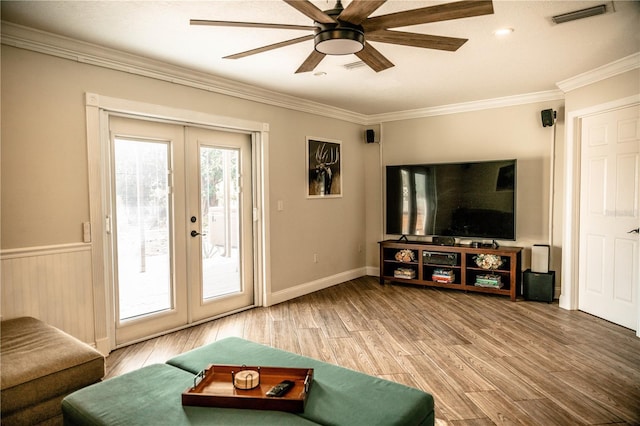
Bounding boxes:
[105,276,640,425]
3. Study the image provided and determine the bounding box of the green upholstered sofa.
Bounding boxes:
[62,337,434,425]
[1,317,105,425]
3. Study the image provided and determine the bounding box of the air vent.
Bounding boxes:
[343,61,367,70]
[552,4,607,24]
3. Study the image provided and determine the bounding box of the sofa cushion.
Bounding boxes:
[1,317,105,416]
[1,393,65,426]
[62,363,319,425]
[167,337,435,426]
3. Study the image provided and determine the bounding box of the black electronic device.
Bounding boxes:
[365,129,376,143]
[266,380,294,397]
[423,251,458,266]
[523,269,555,303]
[386,159,516,240]
[433,236,456,246]
[541,109,556,127]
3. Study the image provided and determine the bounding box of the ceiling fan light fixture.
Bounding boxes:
[315,28,365,55]
[194,0,496,72]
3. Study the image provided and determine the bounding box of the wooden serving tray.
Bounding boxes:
[182,364,314,413]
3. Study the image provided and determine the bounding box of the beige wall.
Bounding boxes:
[3,40,637,342]
[565,69,640,113]
[364,100,566,275]
[0,44,568,289]
[1,45,366,296]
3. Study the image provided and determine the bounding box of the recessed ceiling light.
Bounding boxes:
[493,27,514,36]
[313,71,327,77]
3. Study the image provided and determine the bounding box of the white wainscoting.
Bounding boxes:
[1,244,96,344]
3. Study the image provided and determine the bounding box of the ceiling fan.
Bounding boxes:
[191,0,494,73]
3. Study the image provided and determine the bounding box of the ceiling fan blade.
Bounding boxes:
[224,35,314,59]
[190,19,314,31]
[283,0,335,24]
[367,30,467,52]
[338,0,387,25]
[295,50,326,73]
[363,0,494,32]
[355,43,394,73]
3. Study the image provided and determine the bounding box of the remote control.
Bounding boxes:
[266,380,294,397]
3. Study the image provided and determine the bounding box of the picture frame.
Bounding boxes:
[306,137,342,198]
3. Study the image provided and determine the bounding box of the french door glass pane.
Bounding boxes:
[200,146,241,299]
[114,138,172,320]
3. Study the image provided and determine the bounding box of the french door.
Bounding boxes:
[109,116,254,346]
[186,127,254,322]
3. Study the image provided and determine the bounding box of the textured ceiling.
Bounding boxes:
[1,0,639,115]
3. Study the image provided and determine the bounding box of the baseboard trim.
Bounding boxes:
[94,337,111,356]
[365,266,380,277]
[268,267,367,306]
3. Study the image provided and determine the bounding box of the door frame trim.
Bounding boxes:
[85,93,270,353]
[561,94,640,336]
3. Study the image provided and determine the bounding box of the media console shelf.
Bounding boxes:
[379,240,522,301]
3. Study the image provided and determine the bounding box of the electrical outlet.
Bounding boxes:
[313,253,318,263]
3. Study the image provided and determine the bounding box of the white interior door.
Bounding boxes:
[578,104,639,330]
[108,117,254,346]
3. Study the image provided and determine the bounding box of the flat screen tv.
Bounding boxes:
[385,159,516,240]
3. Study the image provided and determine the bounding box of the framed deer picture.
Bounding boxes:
[306,137,342,198]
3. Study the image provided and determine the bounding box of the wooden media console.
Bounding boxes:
[379,240,522,301]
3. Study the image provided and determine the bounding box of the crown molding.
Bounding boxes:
[3,21,568,125]
[556,52,640,93]
[1,21,368,124]
[365,90,565,124]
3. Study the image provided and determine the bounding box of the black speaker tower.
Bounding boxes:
[523,269,555,303]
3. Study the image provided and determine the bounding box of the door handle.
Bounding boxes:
[191,230,206,237]
[629,228,640,234]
